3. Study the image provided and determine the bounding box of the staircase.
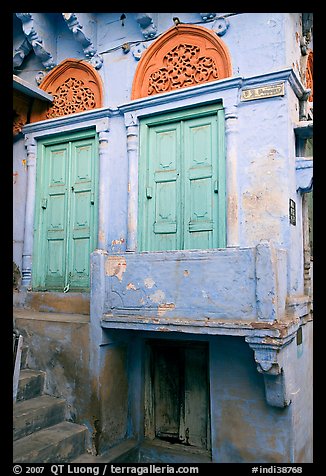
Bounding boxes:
[13,368,88,463]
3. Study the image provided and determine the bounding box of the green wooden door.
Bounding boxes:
[139,104,226,251]
[33,131,98,291]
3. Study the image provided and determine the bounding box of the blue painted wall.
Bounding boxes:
[13,12,313,463]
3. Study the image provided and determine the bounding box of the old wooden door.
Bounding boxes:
[148,341,211,451]
[138,104,226,251]
[32,130,98,291]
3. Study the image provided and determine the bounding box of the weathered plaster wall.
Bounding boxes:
[210,335,293,463]
[291,322,313,462]
[97,342,129,453]
[13,139,27,271]
[105,117,129,253]
[102,244,288,324]
[238,93,290,248]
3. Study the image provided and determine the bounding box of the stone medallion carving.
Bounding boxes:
[131,24,232,99]
[30,59,103,123]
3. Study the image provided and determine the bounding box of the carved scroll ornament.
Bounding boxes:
[131,24,232,100]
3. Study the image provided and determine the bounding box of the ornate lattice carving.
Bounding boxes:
[30,59,103,123]
[131,24,232,100]
[46,77,96,118]
[148,43,219,95]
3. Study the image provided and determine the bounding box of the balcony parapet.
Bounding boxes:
[97,240,298,333]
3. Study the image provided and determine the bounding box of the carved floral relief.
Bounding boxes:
[30,59,103,123]
[148,43,219,95]
[131,24,232,99]
[46,77,96,118]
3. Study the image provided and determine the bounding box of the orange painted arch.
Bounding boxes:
[131,24,232,100]
[30,59,104,122]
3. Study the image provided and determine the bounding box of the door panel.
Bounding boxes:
[153,345,183,439]
[150,342,210,450]
[146,123,180,251]
[44,145,69,289]
[69,139,95,289]
[139,106,223,252]
[184,117,217,250]
[33,133,97,291]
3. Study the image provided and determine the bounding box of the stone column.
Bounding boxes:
[124,113,139,252]
[21,135,37,288]
[225,106,240,247]
[96,118,110,251]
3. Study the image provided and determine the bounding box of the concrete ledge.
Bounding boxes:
[25,292,90,315]
[101,313,299,338]
[13,308,90,324]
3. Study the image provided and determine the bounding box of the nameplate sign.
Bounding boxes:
[241,82,285,101]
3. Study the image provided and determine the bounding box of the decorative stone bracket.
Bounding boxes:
[136,13,158,39]
[16,13,56,71]
[245,334,296,407]
[62,13,103,70]
[13,38,32,70]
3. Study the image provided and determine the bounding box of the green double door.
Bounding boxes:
[138,104,226,252]
[33,131,98,291]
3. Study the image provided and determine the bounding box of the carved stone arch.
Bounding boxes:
[131,24,232,100]
[30,58,104,122]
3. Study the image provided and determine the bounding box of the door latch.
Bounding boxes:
[63,283,70,293]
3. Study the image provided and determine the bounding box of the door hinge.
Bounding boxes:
[214,179,219,193]
[41,198,48,209]
[146,187,153,199]
[91,192,95,204]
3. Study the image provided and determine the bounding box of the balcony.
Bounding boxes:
[92,241,301,339]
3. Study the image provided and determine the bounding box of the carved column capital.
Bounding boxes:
[96,117,110,137]
[124,112,138,128]
[24,136,37,165]
[225,105,239,122]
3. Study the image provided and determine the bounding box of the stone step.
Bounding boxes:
[13,421,87,463]
[13,394,65,441]
[17,369,46,402]
[71,439,139,463]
